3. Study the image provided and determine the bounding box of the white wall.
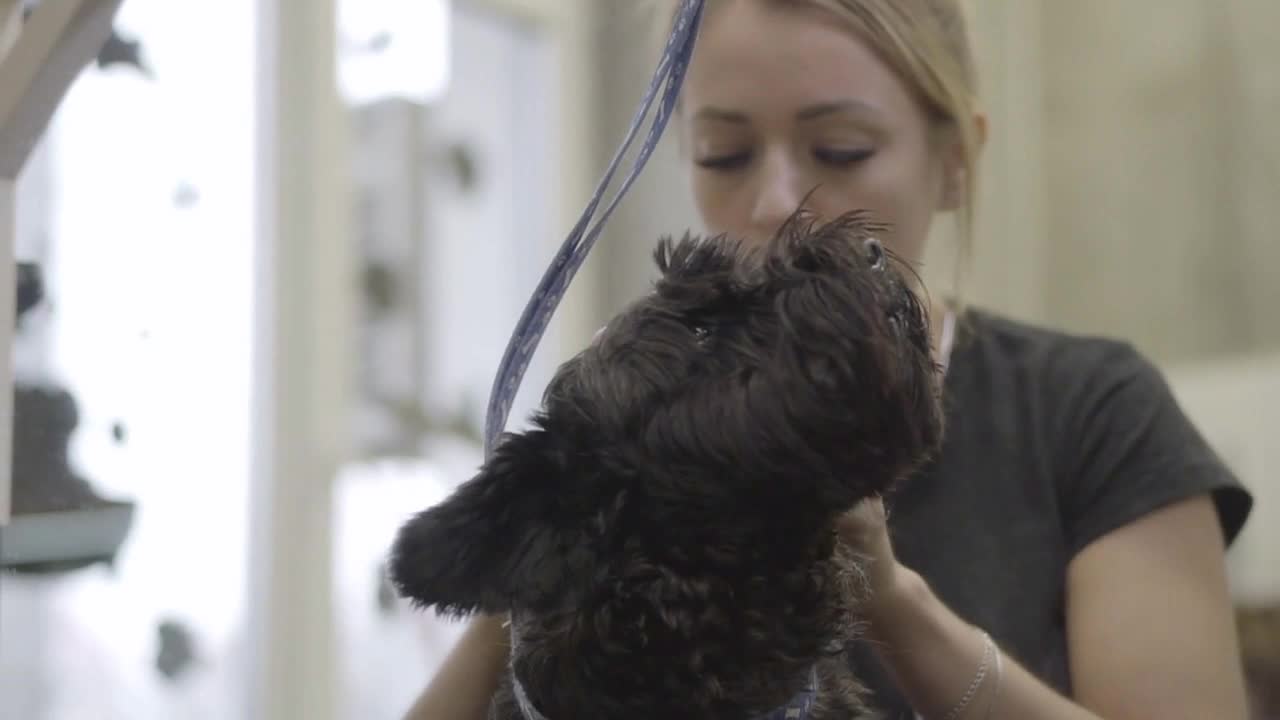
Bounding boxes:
[1166,353,1280,604]
[1,2,258,718]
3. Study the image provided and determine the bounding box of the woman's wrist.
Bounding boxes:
[858,566,996,718]
[856,566,1100,720]
[862,562,931,640]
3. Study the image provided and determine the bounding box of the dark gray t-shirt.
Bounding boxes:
[849,309,1254,718]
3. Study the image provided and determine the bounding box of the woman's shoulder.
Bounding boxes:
[947,305,1175,456]
[952,306,1253,553]
[957,306,1148,373]
[951,306,1164,409]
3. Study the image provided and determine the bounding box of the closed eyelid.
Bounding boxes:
[815,147,875,160]
[692,136,753,164]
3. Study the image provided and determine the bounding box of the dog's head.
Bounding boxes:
[578,208,941,508]
[388,209,943,716]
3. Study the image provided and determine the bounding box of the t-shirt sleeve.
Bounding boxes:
[1055,341,1253,558]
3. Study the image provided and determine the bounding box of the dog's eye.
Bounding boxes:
[692,325,712,344]
[863,237,886,270]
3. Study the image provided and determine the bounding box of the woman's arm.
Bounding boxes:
[851,493,1249,720]
[864,565,1102,720]
[403,613,511,720]
[1064,493,1248,719]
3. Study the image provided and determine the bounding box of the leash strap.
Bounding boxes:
[482,0,707,457]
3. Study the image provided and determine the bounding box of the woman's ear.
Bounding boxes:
[939,166,965,212]
[937,111,988,211]
[974,110,989,149]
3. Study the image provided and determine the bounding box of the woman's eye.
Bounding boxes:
[815,148,874,167]
[695,152,751,171]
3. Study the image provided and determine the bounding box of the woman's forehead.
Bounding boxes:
[684,2,915,123]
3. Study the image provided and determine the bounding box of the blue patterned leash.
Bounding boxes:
[482,0,706,457]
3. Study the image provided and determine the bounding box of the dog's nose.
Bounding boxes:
[863,237,886,270]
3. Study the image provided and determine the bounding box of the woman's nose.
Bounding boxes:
[749,152,810,239]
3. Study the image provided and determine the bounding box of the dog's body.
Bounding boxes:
[390,211,944,719]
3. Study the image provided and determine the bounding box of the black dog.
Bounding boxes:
[389,210,944,719]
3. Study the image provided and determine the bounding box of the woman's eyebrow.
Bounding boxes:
[692,100,884,124]
[692,106,750,124]
[795,100,883,121]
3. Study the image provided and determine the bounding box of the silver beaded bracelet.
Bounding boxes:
[941,630,996,720]
[985,634,1004,720]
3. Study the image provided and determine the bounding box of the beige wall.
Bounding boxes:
[966,0,1280,365]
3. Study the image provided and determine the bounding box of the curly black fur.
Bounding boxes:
[389,210,945,719]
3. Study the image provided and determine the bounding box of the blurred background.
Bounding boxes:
[0,0,1276,718]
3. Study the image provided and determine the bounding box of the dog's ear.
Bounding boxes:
[387,425,587,618]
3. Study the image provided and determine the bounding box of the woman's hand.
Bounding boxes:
[834,495,908,616]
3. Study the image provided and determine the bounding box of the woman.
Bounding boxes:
[406,1,1254,718]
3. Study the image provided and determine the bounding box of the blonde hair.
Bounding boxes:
[650,0,983,295]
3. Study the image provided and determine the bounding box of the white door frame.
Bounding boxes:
[248,0,352,717]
